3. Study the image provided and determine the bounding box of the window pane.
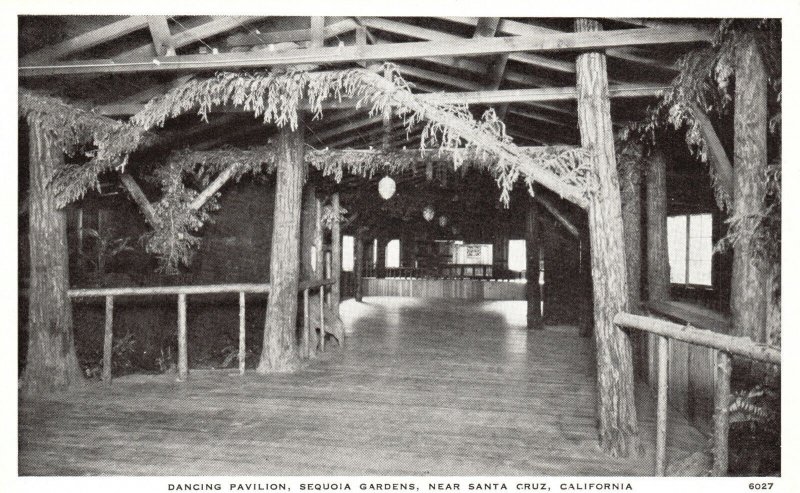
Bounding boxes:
[667,215,687,284]
[342,235,354,272]
[688,214,713,286]
[386,239,400,268]
[508,240,526,272]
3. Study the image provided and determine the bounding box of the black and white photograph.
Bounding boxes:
[5,2,797,491]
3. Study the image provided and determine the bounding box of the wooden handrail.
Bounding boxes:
[68,283,270,298]
[614,312,780,364]
[71,278,334,385]
[614,311,779,477]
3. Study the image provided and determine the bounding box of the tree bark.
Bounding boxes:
[730,33,768,342]
[22,119,83,393]
[354,227,365,302]
[578,235,594,338]
[646,149,670,302]
[620,156,642,311]
[257,125,306,373]
[575,18,639,457]
[526,196,543,330]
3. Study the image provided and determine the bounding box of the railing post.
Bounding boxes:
[177,293,188,382]
[319,285,326,352]
[238,292,246,375]
[303,288,310,358]
[103,295,114,386]
[655,335,670,476]
[712,350,732,476]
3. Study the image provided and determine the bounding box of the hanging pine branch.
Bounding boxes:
[18,89,148,207]
[131,64,589,207]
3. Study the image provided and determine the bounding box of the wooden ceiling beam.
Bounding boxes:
[147,16,174,56]
[441,17,681,72]
[115,16,268,61]
[20,25,711,77]
[21,16,150,64]
[424,83,668,105]
[225,18,358,47]
[360,17,575,74]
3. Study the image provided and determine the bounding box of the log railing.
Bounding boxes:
[363,265,525,281]
[68,278,334,385]
[614,312,780,476]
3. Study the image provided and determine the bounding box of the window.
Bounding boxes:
[508,239,526,272]
[386,239,400,268]
[342,235,354,272]
[453,243,492,264]
[667,213,713,286]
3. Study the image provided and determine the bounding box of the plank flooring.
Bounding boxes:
[19,297,707,476]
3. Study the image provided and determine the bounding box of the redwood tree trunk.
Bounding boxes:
[258,125,306,373]
[575,18,639,457]
[525,197,543,330]
[620,156,642,310]
[22,119,83,393]
[646,149,670,302]
[730,33,768,342]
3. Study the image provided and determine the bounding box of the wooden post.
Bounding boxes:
[526,196,543,330]
[646,149,670,302]
[303,288,310,358]
[620,153,642,310]
[301,184,318,281]
[655,335,669,476]
[730,32,768,341]
[319,286,326,352]
[258,124,306,372]
[376,235,387,278]
[712,350,732,476]
[177,293,188,381]
[354,228,365,302]
[575,18,639,457]
[238,292,246,375]
[330,193,342,314]
[314,195,324,281]
[103,295,114,386]
[21,118,83,394]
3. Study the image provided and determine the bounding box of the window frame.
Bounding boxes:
[667,212,714,288]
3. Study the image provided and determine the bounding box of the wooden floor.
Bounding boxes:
[19,297,707,476]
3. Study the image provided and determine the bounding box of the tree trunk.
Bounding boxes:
[575,18,639,457]
[22,119,83,393]
[354,228,365,302]
[646,149,670,302]
[258,125,306,373]
[620,156,642,310]
[578,235,594,338]
[730,33,768,342]
[526,197,543,330]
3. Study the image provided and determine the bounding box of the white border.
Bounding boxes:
[2,1,798,492]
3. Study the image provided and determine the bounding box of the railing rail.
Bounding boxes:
[614,311,780,476]
[69,278,334,385]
